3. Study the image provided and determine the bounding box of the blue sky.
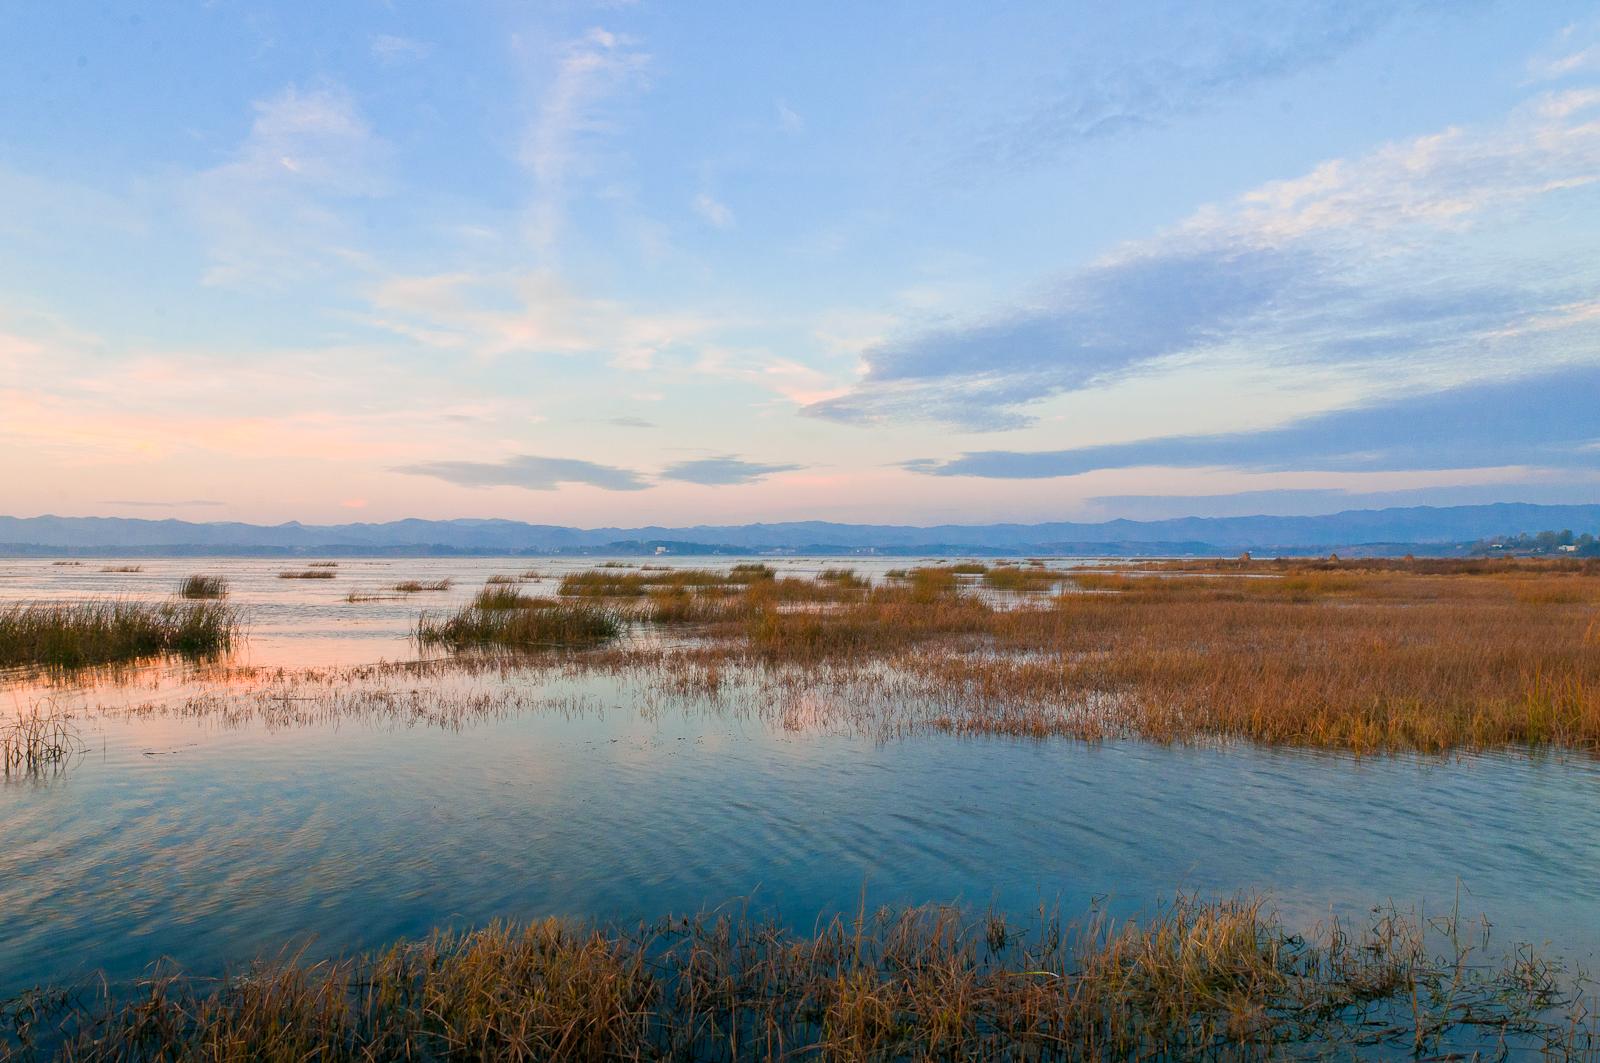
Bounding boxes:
[2,1,1597,525]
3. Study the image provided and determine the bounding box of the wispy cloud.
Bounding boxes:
[775,100,804,133]
[812,85,1600,431]
[906,364,1600,480]
[371,34,432,64]
[364,269,713,368]
[98,499,226,508]
[693,192,734,229]
[188,84,389,287]
[959,2,1434,172]
[393,454,650,491]
[518,27,649,254]
[659,456,803,486]
[607,415,656,428]
[1527,20,1600,80]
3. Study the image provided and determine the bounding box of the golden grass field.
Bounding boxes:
[518,557,1600,754]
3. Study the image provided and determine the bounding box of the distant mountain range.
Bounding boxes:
[2,503,1597,557]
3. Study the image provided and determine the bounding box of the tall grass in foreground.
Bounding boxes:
[2,896,1590,1061]
[177,574,227,600]
[0,600,239,668]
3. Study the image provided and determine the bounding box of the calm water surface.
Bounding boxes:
[2,557,1598,999]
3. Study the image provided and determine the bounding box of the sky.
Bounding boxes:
[2,1,1598,527]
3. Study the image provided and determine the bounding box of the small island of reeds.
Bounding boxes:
[415,587,622,651]
[177,574,228,599]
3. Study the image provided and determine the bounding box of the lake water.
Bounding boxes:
[3,557,1599,1001]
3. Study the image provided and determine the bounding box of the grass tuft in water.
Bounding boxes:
[818,567,869,589]
[177,575,228,600]
[394,579,451,593]
[0,600,239,668]
[417,595,622,651]
[279,570,336,580]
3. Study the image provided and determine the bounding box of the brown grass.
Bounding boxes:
[510,560,1600,753]
[0,600,239,669]
[416,591,623,651]
[278,570,336,580]
[1,703,82,775]
[4,896,1590,1060]
[178,575,228,600]
[394,579,451,593]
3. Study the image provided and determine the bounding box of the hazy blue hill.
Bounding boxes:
[2,503,1597,556]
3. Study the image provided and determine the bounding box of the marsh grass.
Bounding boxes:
[472,586,537,610]
[394,580,451,593]
[97,566,142,574]
[177,575,227,600]
[981,565,1063,591]
[818,567,869,589]
[306,562,338,568]
[1,703,82,775]
[278,570,336,580]
[491,559,1600,752]
[560,568,767,598]
[417,596,622,651]
[4,896,1590,1061]
[0,600,239,668]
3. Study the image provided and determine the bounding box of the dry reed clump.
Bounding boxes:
[471,586,538,611]
[394,579,451,593]
[1,703,82,775]
[278,570,336,580]
[4,896,1590,1061]
[0,600,239,669]
[98,566,142,574]
[177,575,227,600]
[817,568,869,589]
[645,587,734,625]
[306,561,338,568]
